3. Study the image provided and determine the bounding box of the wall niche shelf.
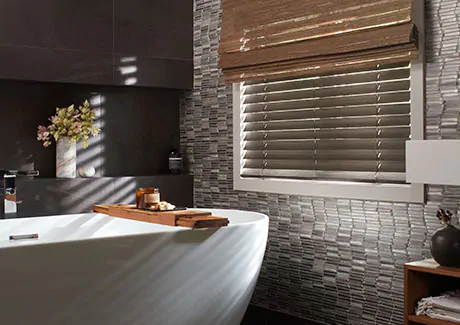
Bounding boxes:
[33,174,189,180]
[405,259,460,325]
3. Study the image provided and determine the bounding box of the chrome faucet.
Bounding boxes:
[0,170,39,219]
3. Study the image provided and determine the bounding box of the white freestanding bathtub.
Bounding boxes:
[0,209,268,325]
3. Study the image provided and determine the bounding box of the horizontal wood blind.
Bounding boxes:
[219,0,418,83]
[240,62,411,183]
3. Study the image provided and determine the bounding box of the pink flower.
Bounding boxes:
[72,122,82,134]
[37,125,51,141]
[49,116,59,124]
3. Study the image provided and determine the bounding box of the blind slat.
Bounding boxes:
[243,91,410,113]
[243,139,406,151]
[243,160,405,172]
[243,149,405,161]
[243,126,410,141]
[240,169,406,182]
[243,80,410,104]
[243,104,410,122]
[243,115,410,131]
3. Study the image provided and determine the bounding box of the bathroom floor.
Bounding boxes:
[242,305,324,325]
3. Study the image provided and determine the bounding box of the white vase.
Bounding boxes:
[56,137,76,178]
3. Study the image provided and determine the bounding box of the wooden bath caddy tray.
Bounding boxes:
[93,204,229,229]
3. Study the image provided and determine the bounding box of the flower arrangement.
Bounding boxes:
[37,100,100,149]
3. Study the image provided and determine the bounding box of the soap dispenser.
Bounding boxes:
[168,135,183,174]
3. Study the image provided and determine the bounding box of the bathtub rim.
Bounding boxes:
[0,209,269,250]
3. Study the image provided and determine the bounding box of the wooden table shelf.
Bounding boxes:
[405,259,460,325]
[408,315,459,325]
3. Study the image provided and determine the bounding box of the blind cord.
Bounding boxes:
[375,65,382,183]
[313,78,318,180]
[262,84,269,179]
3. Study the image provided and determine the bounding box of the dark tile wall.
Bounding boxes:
[0,0,113,52]
[0,0,193,89]
[113,0,192,60]
[242,305,324,325]
[0,79,180,178]
[16,175,193,218]
[180,0,460,324]
[0,46,114,85]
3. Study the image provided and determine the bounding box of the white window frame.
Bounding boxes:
[233,3,425,203]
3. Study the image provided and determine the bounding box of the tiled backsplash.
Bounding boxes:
[180,0,460,324]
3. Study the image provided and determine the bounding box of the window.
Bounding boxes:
[221,0,425,202]
[233,59,424,203]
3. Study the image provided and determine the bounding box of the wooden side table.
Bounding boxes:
[405,259,460,325]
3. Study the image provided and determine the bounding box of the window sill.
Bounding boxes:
[234,176,424,203]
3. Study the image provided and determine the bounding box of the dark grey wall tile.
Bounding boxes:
[114,0,193,60]
[0,97,30,170]
[16,175,193,217]
[131,175,194,207]
[0,81,53,173]
[113,55,193,89]
[0,0,113,53]
[16,178,113,217]
[51,50,114,85]
[242,305,323,325]
[0,46,113,85]
[101,87,180,176]
[0,0,193,88]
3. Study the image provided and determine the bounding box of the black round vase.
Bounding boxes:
[431,224,460,267]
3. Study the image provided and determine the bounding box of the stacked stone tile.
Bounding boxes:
[180,0,460,324]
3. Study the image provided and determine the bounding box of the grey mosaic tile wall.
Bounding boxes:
[180,0,460,324]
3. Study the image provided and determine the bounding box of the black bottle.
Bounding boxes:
[168,137,183,174]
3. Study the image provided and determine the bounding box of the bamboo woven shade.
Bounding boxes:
[219,0,419,82]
